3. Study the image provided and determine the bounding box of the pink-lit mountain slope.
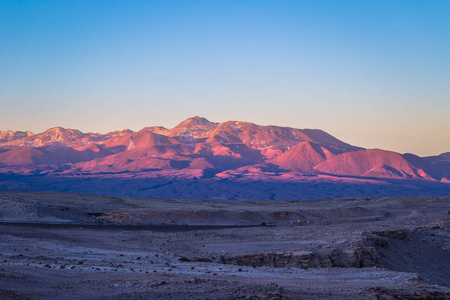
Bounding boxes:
[0,116,448,183]
[0,144,117,166]
[0,130,34,143]
[314,149,434,180]
[418,153,450,182]
[272,142,340,171]
[0,127,133,148]
[140,116,218,139]
[1,127,88,147]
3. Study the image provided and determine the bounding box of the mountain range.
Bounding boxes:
[1,116,448,181]
[0,117,449,200]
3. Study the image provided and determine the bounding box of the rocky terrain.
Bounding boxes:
[0,191,449,299]
[0,117,449,200]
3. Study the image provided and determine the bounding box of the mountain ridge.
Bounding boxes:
[0,117,448,184]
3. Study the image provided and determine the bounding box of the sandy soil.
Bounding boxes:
[0,191,449,299]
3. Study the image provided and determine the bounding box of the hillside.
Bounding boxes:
[0,117,449,199]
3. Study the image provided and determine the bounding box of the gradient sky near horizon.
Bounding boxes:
[1,1,449,156]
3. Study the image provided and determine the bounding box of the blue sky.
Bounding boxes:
[1,0,449,156]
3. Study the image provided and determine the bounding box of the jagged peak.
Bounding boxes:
[45,127,66,132]
[174,116,218,128]
[139,126,167,133]
[216,120,260,129]
[108,129,134,134]
[43,127,85,135]
[0,130,34,135]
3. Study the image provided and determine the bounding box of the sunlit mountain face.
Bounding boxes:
[0,116,449,200]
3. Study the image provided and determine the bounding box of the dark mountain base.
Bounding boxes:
[0,172,449,200]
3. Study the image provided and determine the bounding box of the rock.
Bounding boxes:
[219,247,380,268]
[363,286,450,300]
[373,229,407,239]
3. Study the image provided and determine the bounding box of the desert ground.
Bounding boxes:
[0,191,449,299]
